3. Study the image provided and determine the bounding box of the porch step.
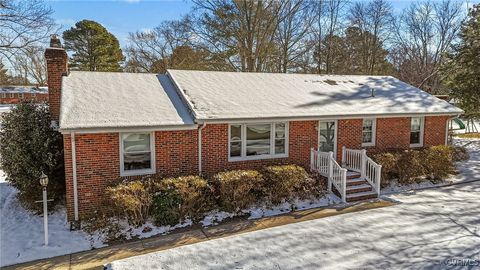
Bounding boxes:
[346,171,361,179]
[346,184,372,194]
[346,178,368,186]
[346,190,378,202]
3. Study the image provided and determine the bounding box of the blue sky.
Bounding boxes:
[48,0,476,47]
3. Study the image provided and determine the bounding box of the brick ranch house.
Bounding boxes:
[0,86,49,104]
[44,39,463,222]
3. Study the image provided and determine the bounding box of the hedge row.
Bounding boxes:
[373,145,468,187]
[105,165,325,227]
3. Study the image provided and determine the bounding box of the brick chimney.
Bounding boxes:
[45,34,68,124]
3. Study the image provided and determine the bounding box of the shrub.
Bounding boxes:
[0,102,65,211]
[421,145,455,180]
[153,176,213,222]
[263,165,313,204]
[452,145,469,162]
[374,152,400,187]
[151,189,182,226]
[105,180,152,227]
[395,150,424,184]
[212,170,264,213]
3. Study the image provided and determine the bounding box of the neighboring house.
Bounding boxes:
[44,37,463,222]
[0,86,49,104]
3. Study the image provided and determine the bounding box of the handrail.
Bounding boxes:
[311,148,347,202]
[342,146,382,196]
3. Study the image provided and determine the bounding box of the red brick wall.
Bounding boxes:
[0,93,49,104]
[64,130,200,220]
[424,116,449,146]
[63,117,450,220]
[45,48,67,122]
[336,116,449,158]
[201,121,318,175]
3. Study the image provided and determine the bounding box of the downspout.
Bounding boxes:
[71,132,79,221]
[198,122,207,175]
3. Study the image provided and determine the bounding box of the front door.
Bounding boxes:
[319,120,336,155]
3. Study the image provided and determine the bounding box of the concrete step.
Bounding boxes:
[346,190,378,202]
[346,184,373,194]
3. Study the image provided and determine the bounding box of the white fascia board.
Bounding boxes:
[196,112,463,124]
[60,124,198,134]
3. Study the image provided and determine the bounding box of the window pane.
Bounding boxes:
[411,118,421,131]
[230,125,241,141]
[123,133,150,153]
[362,132,372,143]
[275,123,286,139]
[230,141,242,157]
[363,120,373,132]
[319,121,335,152]
[246,124,271,156]
[124,152,151,171]
[275,139,285,154]
[410,131,420,144]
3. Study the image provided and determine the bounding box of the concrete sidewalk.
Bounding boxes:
[4,200,394,270]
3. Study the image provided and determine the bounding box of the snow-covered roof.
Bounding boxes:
[167,70,463,121]
[59,71,195,131]
[0,86,48,94]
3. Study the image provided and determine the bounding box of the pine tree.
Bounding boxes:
[444,4,480,118]
[63,20,124,71]
[0,61,12,85]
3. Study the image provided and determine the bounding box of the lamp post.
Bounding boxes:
[39,173,49,246]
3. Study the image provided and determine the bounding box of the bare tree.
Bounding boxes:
[310,0,348,74]
[192,0,286,72]
[348,0,393,74]
[391,0,463,93]
[0,0,57,61]
[274,0,314,73]
[12,46,46,85]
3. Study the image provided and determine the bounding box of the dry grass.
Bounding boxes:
[455,133,480,139]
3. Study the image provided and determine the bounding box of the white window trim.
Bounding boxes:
[228,122,289,162]
[410,117,424,148]
[1,93,6,98]
[9,93,14,98]
[18,93,24,99]
[361,118,376,147]
[119,132,156,176]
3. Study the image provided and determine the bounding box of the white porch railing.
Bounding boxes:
[342,146,382,195]
[310,148,347,202]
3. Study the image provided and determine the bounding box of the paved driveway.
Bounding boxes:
[109,181,480,270]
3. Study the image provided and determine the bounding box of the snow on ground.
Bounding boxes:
[0,177,102,267]
[108,180,480,270]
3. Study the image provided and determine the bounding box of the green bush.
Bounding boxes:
[263,165,313,204]
[421,145,455,180]
[0,102,65,211]
[212,170,263,213]
[151,189,182,226]
[106,180,152,227]
[153,176,213,222]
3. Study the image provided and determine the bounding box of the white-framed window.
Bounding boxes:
[410,117,424,147]
[229,122,288,161]
[32,93,36,99]
[9,93,14,98]
[120,132,155,176]
[1,93,6,98]
[18,93,24,99]
[362,118,376,146]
